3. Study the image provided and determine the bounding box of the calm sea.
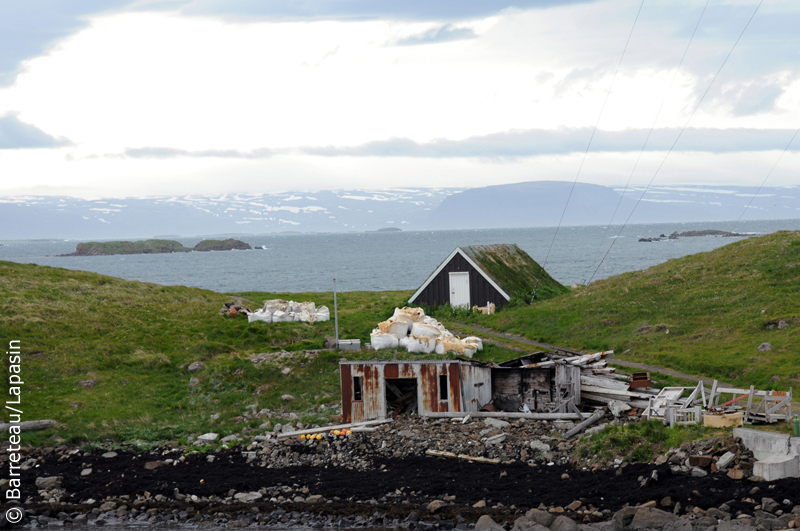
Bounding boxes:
[2,219,799,294]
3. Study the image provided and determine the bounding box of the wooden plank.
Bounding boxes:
[564,410,605,439]
[581,385,651,399]
[278,419,392,438]
[0,420,55,432]
[423,411,588,420]
[580,375,630,391]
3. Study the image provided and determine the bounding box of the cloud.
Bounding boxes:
[0,114,72,149]
[120,146,276,158]
[175,0,600,22]
[395,24,476,46]
[0,1,133,86]
[730,82,785,116]
[300,128,800,157]
[112,127,800,160]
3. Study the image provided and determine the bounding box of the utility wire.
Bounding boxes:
[730,127,800,228]
[587,0,764,285]
[583,0,710,285]
[532,0,645,302]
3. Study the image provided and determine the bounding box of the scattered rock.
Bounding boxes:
[778,320,790,330]
[484,418,510,429]
[324,336,337,349]
[629,507,678,530]
[427,500,447,513]
[550,515,578,531]
[233,492,263,502]
[189,377,200,387]
[530,440,551,453]
[35,476,62,490]
[281,394,296,402]
[144,461,163,470]
[473,500,487,508]
[758,342,773,352]
[81,468,92,476]
[77,379,97,388]
[196,433,218,443]
[101,451,118,459]
[187,361,205,373]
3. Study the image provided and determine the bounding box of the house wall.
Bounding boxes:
[413,252,508,307]
[341,362,469,423]
[491,365,581,412]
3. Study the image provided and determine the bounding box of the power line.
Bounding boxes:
[587,0,764,285]
[731,128,800,228]
[533,0,645,301]
[583,0,710,285]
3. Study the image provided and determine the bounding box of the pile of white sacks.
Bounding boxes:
[248,299,330,324]
[370,307,483,358]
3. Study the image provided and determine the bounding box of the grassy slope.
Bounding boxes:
[0,262,517,446]
[467,231,800,390]
[3,230,798,446]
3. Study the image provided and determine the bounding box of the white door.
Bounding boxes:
[449,272,470,308]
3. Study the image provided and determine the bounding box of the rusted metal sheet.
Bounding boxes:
[448,363,462,412]
[341,364,352,423]
[418,363,439,414]
[361,364,384,421]
[384,364,399,379]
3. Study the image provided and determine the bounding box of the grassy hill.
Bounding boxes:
[466,230,800,390]
[2,230,798,446]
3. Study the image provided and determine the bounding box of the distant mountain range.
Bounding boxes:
[1,182,797,240]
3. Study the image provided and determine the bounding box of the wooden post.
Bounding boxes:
[564,409,605,439]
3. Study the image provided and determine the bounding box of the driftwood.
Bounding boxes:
[564,410,605,439]
[425,449,500,464]
[0,420,56,432]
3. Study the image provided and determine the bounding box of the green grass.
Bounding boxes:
[3,230,799,447]
[463,231,800,390]
[575,420,711,466]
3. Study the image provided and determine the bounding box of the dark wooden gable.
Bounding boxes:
[412,251,508,307]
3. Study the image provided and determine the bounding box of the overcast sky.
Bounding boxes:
[0,0,798,199]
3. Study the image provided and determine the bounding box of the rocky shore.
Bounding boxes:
[6,416,800,530]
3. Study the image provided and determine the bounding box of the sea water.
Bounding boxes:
[1,219,798,294]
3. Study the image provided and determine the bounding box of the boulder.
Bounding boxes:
[629,507,679,531]
[550,515,578,531]
[525,509,555,528]
[324,335,337,349]
[762,498,779,513]
[475,515,506,531]
[187,361,205,373]
[613,506,638,531]
[758,343,773,352]
[778,320,790,330]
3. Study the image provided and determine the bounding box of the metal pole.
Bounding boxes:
[333,278,339,348]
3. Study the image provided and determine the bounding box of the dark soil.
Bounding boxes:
[24,447,800,517]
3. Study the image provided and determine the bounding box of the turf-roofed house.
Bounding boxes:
[408,244,566,308]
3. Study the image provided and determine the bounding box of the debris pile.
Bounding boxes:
[370,307,483,357]
[247,299,330,324]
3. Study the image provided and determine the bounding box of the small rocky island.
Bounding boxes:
[639,230,748,242]
[61,238,252,256]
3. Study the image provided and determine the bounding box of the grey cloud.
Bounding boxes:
[117,127,800,160]
[301,128,800,157]
[0,114,73,149]
[175,0,601,22]
[730,83,784,116]
[0,1,134,86]
[395,24,476,46]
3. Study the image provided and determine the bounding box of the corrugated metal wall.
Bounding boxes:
[414,253,508,307]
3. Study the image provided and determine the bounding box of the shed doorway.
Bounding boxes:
[449,271,470,308]
[385,378,417,417]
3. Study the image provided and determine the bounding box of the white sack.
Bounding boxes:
[272,310,293,322]
[464,337,483,351]
[400,335,437,354]
[370,330,399,350]
[314,306,330,322]
[248,310,273,323]
[410,322,442,339]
